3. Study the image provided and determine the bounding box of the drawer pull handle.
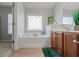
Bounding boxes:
[73,40,79,43]
[73,36,76,38]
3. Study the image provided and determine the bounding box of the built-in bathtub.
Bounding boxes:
[19,34,51,48]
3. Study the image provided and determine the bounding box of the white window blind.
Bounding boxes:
[63,17,75,25]
[8,14,12,34]
[27,16,42,31]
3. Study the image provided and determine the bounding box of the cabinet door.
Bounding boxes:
[51,32,56,48]
[55,32,63,53]
[63,32,77,57]
[77,43,79,56]
[76,35,79,56]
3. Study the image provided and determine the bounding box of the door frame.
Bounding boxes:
[12,2,15,52]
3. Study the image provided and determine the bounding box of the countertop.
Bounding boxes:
[52,30,79,32]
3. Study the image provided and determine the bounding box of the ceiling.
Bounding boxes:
[0,2,13,7]
[0,2,79,10]
[63,2,79,11]
[23,2,55,8]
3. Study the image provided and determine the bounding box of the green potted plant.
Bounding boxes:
[48,16,56,25]
[73,9,79,31]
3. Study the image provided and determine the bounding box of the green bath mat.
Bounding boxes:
[42,47,62,57]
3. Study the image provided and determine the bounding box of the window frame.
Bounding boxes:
[63,16,75,25]
[25,14,43,32]
[8,13,13,34]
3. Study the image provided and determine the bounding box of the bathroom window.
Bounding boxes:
[8,14,12,34]
[27,16,42,31]
[63,17,75,25]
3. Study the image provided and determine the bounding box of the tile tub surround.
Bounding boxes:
[9,48,44,57]
[19,38,51,48]
[74,25,79,31]
[19,33,51,48]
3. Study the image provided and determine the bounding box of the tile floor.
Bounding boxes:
[9,48,44,57]
[0,42,12,57]
[0,42,44,57]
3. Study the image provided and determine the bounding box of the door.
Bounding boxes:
[76,35,79,56]
[55,32,63,54]
[51,32,56,48]
[7,2,15,53]
[63,32,77,57]
[0,2,14,57]
[0,16,1,40]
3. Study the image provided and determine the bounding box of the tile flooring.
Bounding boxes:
[9,48,44,57]
[0,42,44,57]
[0,42,12,57]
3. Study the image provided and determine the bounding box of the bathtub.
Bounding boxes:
[19,34,51,48]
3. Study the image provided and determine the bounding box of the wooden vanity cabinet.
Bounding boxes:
[51,31,79,57]
[51,32,63,54]
[63,32,78,57]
